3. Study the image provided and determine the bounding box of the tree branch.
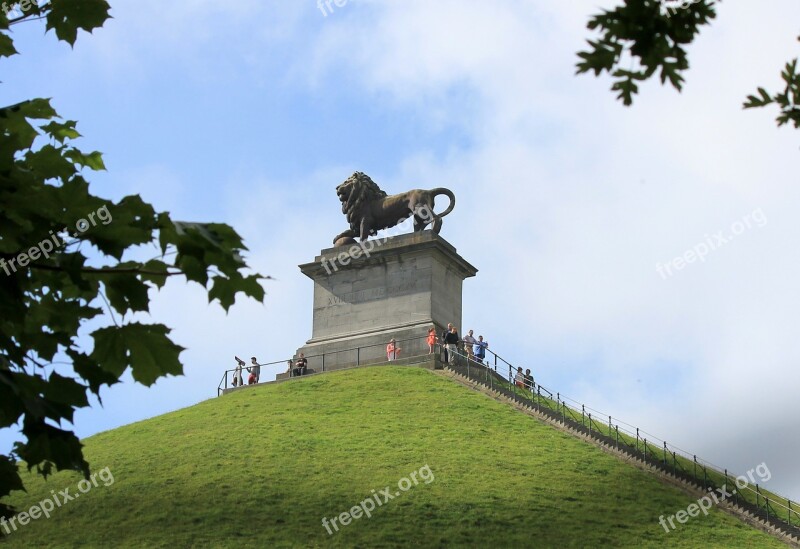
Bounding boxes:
[30,264,184,277]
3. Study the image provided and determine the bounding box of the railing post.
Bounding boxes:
[322,353,325,372]
[644,438,647,460]
[588,413,592,436]
[703,466,707,490]
[636,428,640,452]
[663,442,668,466]
[724,468,727,494]
[789,500,793,526]
[615,425,619,448]
[582,405,585,428]
[757,485,761,508]
[672,451,677,473]
[357,347,360,366]
[608,415,612,437]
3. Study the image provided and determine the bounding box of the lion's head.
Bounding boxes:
[336,172,388,229]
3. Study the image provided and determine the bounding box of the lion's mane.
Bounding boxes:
[339,172,387,231]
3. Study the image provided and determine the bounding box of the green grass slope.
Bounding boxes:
[2,367,786,548]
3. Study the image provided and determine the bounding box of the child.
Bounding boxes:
[427,327,437,354]
[387,338,401,361]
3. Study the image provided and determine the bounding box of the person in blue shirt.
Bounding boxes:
[473,335,488,364]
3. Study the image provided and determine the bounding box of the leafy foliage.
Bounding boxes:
[576,0,718,105]
[0,1,267,525]
[744,48,800,129]
[576,0,800,129]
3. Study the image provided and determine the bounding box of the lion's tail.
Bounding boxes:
[430,188,456,219]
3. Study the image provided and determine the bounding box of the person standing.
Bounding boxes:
[444,326,460,365]
[473,336,488,364]
[386,338,401,361]
[250,357,261,384]
[463,329,477,361]
[441,323,453,363]
[427,327,437,354]
[233,356,245,387]
[524,369,534,392]
[514,367,525,388]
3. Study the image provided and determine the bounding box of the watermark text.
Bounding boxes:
[322,464,434,535]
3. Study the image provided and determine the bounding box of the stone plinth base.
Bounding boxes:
[295,231,477,372]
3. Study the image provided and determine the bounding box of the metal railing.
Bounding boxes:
[443,344,800,537]
[217,334,434,396]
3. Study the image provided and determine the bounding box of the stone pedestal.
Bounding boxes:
[295,231,477,372]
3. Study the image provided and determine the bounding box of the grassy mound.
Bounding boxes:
[2,367,785,548]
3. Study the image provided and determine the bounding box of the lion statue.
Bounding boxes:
[332,172,456,246]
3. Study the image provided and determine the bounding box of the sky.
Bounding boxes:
[2,0,799,500]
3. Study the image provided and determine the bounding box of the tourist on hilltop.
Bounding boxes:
[463,329,477,361]
[427,327,437,354]
[444,326,460,365]
[473,335,488,364]
[249,356,261,384]
[293,353,308,377]
[514,367,525,388]
[233,356,245,387]
[286,359,293,377]
[524,369,534,392]
[441,323,453,362]
[387,338,401,361]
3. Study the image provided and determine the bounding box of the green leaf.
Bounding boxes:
[66,350,118,396]
[17,98,58,120]
[0,32,17,58]
[64,149,106,171]
[16,420,89,479]
[26,144,78,182]
[121,323,185,386]
[101,270,151,315]
[45,0,111,46]
[41,120,81,143]
[91,324,185,386]
[209,274,266,311]
[90,326,128,377]
[43,372,88,408]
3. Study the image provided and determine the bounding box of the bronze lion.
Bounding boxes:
[332,172,456,245]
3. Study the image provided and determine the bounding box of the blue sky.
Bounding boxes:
[2,0,799,499]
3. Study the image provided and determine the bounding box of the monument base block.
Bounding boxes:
[295,231,477,372]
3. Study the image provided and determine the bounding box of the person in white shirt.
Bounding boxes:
[463,329,477,361]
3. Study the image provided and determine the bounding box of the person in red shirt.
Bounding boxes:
[386,338,401,361]
[427,327,437,354]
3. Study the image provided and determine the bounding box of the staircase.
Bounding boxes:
[440,356,800,547]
